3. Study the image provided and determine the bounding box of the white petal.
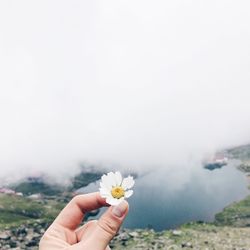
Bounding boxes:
[106,197,115,205]
[101,174,113,189]
[122,176,135,190]
[125,190,133,198]
[114,171,122,186]
[100,182,107,189]
[106,197,124,206]
[99,187,110,197]
[107,172,117,187]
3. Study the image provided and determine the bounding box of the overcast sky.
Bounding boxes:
[0,1,250,179]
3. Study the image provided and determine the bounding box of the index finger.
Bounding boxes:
[53,192,108,230]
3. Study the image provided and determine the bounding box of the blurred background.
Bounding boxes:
[0,1,250,249]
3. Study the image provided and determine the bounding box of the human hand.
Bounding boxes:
[39,192,129,250]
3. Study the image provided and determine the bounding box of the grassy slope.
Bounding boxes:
[215,195,250,227]
[0,194,65,229]
[10,181,64,196]
[227,144,250,173]
[227,144,250,160]
[70,172,103,190]
[0,169,104,230]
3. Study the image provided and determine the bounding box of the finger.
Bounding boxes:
[85,200,129,250]
[54,192,108,230]
[75,220,98,241]
[39,224,70,249]
[76,222,111,249]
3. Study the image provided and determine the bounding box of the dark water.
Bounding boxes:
[79,161,249,231]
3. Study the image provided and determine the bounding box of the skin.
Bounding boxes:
[39,192,129,250]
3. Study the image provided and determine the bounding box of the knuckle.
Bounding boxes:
[98,217,118,236]
[71,195,80,203]
[85,220,98,228]
[71,195,84,208]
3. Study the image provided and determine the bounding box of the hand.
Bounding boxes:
[39,192,129,250]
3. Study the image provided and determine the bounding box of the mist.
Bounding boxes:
[0,1,250,181]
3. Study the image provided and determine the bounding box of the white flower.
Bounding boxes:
[99,171,135,206]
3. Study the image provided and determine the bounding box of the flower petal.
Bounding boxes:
[99,187,110,197]
[107,172,117,187]
[114,171,122,186]
[100,182,106,189]
[125,190,133,198]
[101,174,112,189]
[122,176,135,190]
[106,196,124,206]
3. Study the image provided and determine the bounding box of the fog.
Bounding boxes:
[0,1,250,181]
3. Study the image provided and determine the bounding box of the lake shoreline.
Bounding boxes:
[1,144,250,249]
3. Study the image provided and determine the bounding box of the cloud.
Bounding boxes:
[0,0,250,179]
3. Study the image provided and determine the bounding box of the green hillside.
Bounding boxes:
[0,194,65,229]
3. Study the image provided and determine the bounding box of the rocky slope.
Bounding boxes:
[0,191,250,250]
[111,225,250,250]
[1,222,250,250]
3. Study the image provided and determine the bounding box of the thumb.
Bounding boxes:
[87,200,129,250]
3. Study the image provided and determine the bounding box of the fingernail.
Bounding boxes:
[112,200,128,217]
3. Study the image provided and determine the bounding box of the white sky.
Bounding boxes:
[0,1,250,178]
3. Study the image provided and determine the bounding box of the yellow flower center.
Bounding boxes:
[111,186,125,199]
